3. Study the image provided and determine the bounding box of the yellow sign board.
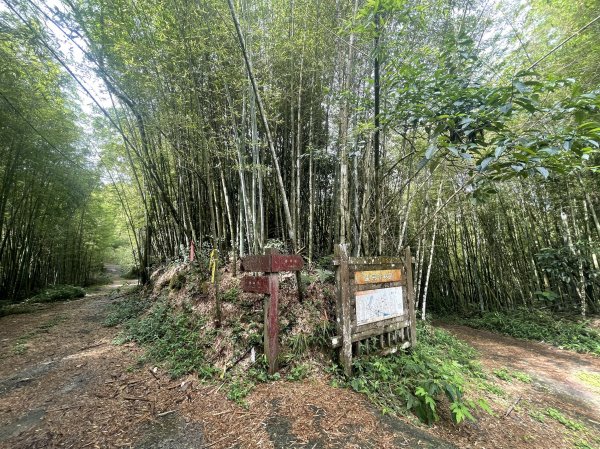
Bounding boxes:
[355,269,402,285]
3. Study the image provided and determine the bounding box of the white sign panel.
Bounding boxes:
[355,287,404,326]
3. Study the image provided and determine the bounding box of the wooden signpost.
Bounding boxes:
[240,249,303,374]
[332,244,416,376]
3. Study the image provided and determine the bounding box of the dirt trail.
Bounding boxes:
[0,276,452,449]
[440,324,600,425]
[2,274,599,448]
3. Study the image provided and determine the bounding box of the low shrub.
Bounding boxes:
[104,294,149,327]
[348,322,492,424]
[545,407,585,431]
[492,367,532,383]
[452,308,600,355]
[0,303,37,317]
[24,285,85,304]
[222,287,240,303]
[169,272,186,290]
[118,301,215,378]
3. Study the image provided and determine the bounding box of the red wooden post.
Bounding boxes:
[264,273,280,374]
[240,275,270,294]
[240,249,303,374]
[189,240,196,262]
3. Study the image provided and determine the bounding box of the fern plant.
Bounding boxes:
[349,322,492,424]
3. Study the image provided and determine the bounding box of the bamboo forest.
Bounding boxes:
[0,0,599,448]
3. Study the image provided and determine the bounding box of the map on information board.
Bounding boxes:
[355,287,404,326]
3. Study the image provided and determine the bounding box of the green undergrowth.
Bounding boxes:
[103,267,337,404]
[107,295,310,405]
[448,308,600,355]
[545,407,586,431]
[110,298,215,378]
[346,322,493,425]
[107,281,498,425]
[530,406,598,448]
[0,302,38,317]
[104,293,151,327]
[24,285,85,304]
[126,301,217,378]
[493,367,532,383]
[1,285,86,317]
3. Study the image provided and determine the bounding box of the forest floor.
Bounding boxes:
[0,274,598,448]
[435,324,600,448]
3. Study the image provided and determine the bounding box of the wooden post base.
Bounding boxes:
[264,273,279,374]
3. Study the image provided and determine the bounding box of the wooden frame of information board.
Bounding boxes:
[332,244,416,376]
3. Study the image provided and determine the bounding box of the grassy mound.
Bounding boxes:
[105,262,496,425]
[104,264,336,381]
[118,300,216,378]
[451,308,600,356]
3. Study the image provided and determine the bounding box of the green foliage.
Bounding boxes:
[288,333,311,357]
[12,342,28,355]
[348,322,491,424]
[455,309,600,355]
[0,303,37,317]
[545,408,585,431]
[311,319,336,349]
[169,272,186,291]
[222,287,241,303]
[302,261,335,285]
[493,368,531,383]
[263,239,286,252]
[536,245,600,305]
[287,363,310,381]
[119,301,215,378]
[511,371,532,383]
[315,269,334,284]
[577,372,600,391]
[529,410,546,423]
[24,285,85,304]
[386,19,600,187]
[104,294,149,327]
[478,380,506,397]
[283,319,335,363]
[493,368,512,382]
[226,356,285,406]
[226,379,255,407]
[301,269,334,288]
[0,13,115,300]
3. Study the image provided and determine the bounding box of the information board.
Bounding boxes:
[355,287,404,326]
